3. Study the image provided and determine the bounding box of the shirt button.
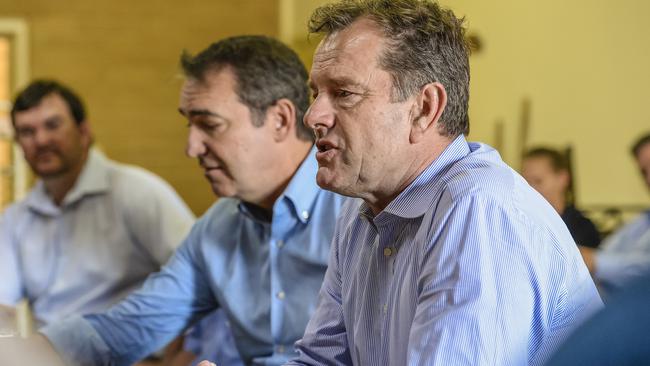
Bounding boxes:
[276,240,284,248]
[276,291,286,300]
[301,210,309,220]
[383,247,394,257]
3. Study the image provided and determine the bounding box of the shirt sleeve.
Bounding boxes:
[121,169,196,266]
[288,202,355,366]
[41,226,216,366]
[405,195,580,365]
[0,209,24,306]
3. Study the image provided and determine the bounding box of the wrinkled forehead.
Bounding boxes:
[313,18,386,66]
[310,20,390,89]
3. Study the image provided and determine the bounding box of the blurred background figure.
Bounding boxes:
[522,147,601,248]
[579,133,650,299]
[0,79,195,330]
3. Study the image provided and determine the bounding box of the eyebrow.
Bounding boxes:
[44,115,63,124]
[177,108,226,120]
[309,75,367,91]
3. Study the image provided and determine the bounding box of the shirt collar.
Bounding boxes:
[362,134,471,221]
[238,147,320,224]
[279,147,321,224]
[25,148,111,215]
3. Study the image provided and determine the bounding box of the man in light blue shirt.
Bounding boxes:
[579,132,650,298]
[0,80,195,327]
[287,1,603,365]
[0,36,345,365]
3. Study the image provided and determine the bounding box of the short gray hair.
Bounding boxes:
[309,0,470,137]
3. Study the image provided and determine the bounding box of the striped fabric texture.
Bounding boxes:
[290,135,603,366]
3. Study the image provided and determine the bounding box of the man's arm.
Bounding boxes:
[41,225,217,366]
[0,210,24,309]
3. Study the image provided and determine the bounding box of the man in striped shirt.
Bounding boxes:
[286,0,603,364]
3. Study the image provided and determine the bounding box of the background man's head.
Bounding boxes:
[521,147,571,213]
[180,35,312,142]
[178,36,312,208]
[11,80,91,179]
[309,0,470,137]
[631,132,650,190]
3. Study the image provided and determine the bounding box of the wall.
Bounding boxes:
[447,0,650,208]
[0,0,279,215]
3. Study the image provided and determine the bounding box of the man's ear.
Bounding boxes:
[78,120,93,147]
[267,98,296,142]
[410,82,447,143]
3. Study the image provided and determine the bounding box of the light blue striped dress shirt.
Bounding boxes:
[42,149,347,366]
[289,136,603,366]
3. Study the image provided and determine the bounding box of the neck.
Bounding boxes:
[253,141,313,212]
[364,138,453,215]
[44,151,89,206]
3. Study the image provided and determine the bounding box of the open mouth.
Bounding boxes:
[316,140,335,153]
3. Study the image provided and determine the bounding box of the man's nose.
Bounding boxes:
[304,94,335,132]
[33,128,52,146]
[185,126,206,158]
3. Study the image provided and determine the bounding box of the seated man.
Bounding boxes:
[0,36,346,366]
[580,133,650,297]
[522,147,601,248]
[288,0,602,364]
[0,80,195,327]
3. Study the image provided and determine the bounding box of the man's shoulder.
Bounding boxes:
[440,148,519,205]
[428,147,563,239]
[103,158,167,186]
[0,198,29,225]
[101,158,183,203]
[1,186,40,220]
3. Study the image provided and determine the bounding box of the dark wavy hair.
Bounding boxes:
[180,35,312,142]
[11,79,86,125]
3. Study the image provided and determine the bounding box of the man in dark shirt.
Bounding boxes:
[522,147,601,248]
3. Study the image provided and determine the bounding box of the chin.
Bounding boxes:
[316,173,350,196]
[34,167,66,178]
[209,183,237,198]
